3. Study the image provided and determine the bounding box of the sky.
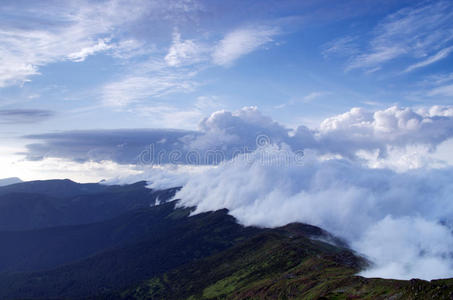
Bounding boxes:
[1,0,453,180]
[3,0,453,280]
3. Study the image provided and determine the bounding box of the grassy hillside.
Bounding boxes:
[118,224,453,300]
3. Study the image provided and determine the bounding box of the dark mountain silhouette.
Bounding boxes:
[0,180,178,231]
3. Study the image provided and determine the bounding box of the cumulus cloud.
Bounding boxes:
[174,146,453,280]
[0,109,54,124]
[23,107,296,165]
[187,106,293,157]
[23,105,453,171]
[316,105,453,164]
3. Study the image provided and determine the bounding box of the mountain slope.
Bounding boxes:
[1,201,453,299]
[0,180,179,231]
[0,202,191,273]
[114,223,453,300]
[0,204,263,299]
[0,179,107,198]
[0,193,63,231]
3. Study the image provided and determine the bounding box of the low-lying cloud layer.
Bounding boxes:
[24,105,453,279]
[165,147,453,280]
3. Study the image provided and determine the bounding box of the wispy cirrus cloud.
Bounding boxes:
[164,30,207,67]
[330,1,453,73]
[416,72,453,99]
[212,26,279,66]
[405,46,453,73]
[429,84,453,97]
[0,0,202,88]
[102,24,281,107]
[322,36,359,58]
[303,91,331,103]
[102,72,199,107]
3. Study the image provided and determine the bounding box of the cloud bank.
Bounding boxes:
[22,104,453,280]
[172,146,453,280]
[25,105,453,171]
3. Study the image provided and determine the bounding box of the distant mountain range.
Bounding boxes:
[0,179,178,231]
[0,179,452,299]
[0,177,22,187]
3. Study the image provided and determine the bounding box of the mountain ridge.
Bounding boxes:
[0,180,179,231]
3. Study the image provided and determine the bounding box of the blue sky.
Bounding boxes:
[1,0,453,180]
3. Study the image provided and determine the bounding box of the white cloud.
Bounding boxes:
[165,30,206,67]
[189,106,292,154]
[194,96,223,111]
[355,216,453,279]
[101,54,201,107]
[17,103,453,280]
[416,72,453,99]
[344,1,453,72]
[110,39,152,59]
[0,0,202,87]
[137,104,203,129]
[23,105,453,171]
[212,26,279,66]
[347,47,406,71]
[67,39,113,62]
[405,45,453,73]
[107,164,210,189]
[322,36,358,58]
[0,144,140,183]
[103,24,282,107]
[172,146,453,280]
[303,91,330,102]
[429,84,453,97]
[316,105,453,164]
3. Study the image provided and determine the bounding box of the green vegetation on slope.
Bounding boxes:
[118,224,453,300]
